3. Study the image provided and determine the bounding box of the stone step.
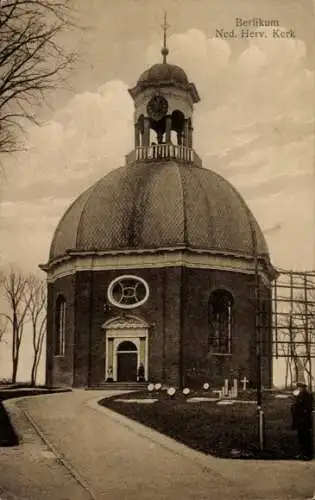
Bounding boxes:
[87,382,148,391]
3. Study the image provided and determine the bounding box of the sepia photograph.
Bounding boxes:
[0,0,314,498]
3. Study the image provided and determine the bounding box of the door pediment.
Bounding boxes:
[102,315,149,330]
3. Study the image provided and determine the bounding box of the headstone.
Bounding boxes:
[241,376,249,391]
[224,379,229,396]
[233,378,238,398]
[188,397,218,402]
[217,400,234,406]
[117,398,158,404]
[233,400,256,405]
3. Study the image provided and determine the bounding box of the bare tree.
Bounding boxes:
[25,274,46,385]
[279,293,315,389]
[290,294,315,388]
[0,0,75,153]
[278,314,298,389]
[0,268,30,383]
[0,315,8,343]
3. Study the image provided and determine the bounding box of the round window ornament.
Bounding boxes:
[182,387,190,396]
[203,383,210,391]
[154,383,162,391]
[107,275,149,309]
[147,383,155,393]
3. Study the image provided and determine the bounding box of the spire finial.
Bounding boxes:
[161,11,169,64]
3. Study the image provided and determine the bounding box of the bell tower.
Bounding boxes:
[127,14,201,165]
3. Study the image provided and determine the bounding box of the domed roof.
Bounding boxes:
[137,63,189,86]
[49,162,269,262]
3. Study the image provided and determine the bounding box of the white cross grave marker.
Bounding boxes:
[241,376,249,391]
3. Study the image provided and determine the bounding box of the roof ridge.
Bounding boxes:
[218,171,268,257]
[49,186,94,259]
[75,166,126,250]
[175,164,187,245]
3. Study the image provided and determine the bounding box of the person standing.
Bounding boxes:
[291,382,313,460]
[137,362,145,382]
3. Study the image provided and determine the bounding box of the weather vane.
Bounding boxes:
[161,11,169,64]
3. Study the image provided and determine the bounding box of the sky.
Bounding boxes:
[0,0,314,384]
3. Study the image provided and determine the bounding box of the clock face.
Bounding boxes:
[146,94,168,121]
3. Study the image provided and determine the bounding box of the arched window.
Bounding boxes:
[208,290,233,354]
[171,110,185,145]
[55,295,66,356]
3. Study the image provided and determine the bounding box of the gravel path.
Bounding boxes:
[3,389,315,500]
[0,398,91,500]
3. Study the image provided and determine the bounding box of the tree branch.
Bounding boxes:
[0,0,76,153]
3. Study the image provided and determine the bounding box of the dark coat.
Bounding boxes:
[138,365,145,381]
[291,389,313,430]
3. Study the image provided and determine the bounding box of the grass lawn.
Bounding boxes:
[0,401,19,446]
[0,384,71,447]
[100,389,303,460]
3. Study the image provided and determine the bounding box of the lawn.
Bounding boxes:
[0,383,71,447]
[100,389,301,460]
[0,401,18,446]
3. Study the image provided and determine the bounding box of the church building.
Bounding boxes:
[40,29,276,389]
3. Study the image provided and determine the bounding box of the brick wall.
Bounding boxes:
[46,274,76,387]
[181,268,259,387]
[87,267,182,386]
[46,265,273,389]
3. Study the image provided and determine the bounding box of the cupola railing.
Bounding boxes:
[125,144,202,167]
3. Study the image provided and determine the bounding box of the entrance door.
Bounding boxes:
[117,341,138,382]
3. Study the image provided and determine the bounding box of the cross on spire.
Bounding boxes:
[161,11,169,64]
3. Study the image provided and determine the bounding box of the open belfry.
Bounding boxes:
[40,16,276,389]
